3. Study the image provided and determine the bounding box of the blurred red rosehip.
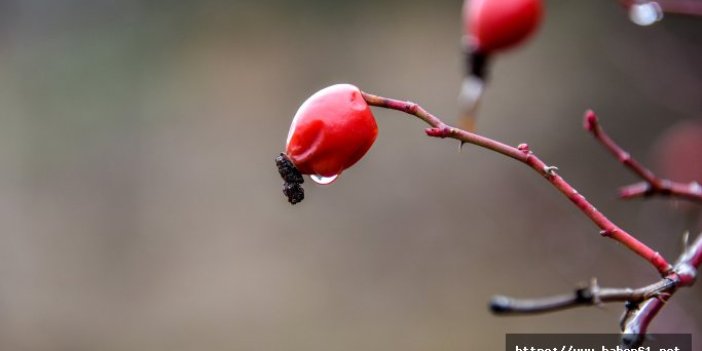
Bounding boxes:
[464,0,543,54]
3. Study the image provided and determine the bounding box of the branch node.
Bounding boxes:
[600,229,614,237]
[403,101,418,114]
[618,152,631,163]
[588,278,601,305]
[674,262,696,286]
[574,287,594,304]
[543,165,559,176]
[425,126,453,138]
[517,143,530,153]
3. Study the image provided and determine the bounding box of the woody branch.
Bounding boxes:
[360,91,672,276]
[491,232,701,346]
[584,110,702,203]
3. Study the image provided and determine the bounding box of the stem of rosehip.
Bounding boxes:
[361,91,673,276]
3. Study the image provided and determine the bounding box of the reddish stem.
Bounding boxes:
[361,92,673,276]
[583,110,702,203]
[621,297,666,347]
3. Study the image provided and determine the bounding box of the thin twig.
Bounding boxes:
[490,278,675,315]
[361,91,672,275]
[583,110,702,203]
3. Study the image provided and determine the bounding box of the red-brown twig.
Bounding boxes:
[583,110,702,203]
[361,91,672,276]
[619,0,702,17]
[621,231,701,345]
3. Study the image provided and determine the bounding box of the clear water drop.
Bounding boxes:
[310,174,339,185]
[629,1,663,26]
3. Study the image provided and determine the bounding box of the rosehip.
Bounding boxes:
[276,84,378,204]
[464,0,543,55]
[458,0,543,132]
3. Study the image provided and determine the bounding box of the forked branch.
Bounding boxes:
[584,110,702,203]
[492,233,700,345]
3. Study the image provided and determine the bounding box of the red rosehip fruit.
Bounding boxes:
[458,0,542,132]
[276,84,378,204]
[464,0,543,54]
[275,84,378,205]
[286,84,378,183]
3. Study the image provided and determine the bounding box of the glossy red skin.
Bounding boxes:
[285,84,378,178]
[464,0,543,54]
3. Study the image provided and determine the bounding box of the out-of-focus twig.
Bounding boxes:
[490,278,675,315]
[584,110,702,203]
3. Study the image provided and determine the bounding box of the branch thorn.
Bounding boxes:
[517,143,530,153]
[543,165,559,176]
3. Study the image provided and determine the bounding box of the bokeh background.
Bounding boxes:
[0,0,700,350]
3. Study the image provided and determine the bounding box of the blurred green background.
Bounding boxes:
[0,0,700,350]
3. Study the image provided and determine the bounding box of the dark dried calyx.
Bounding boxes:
[275,153,304,204]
